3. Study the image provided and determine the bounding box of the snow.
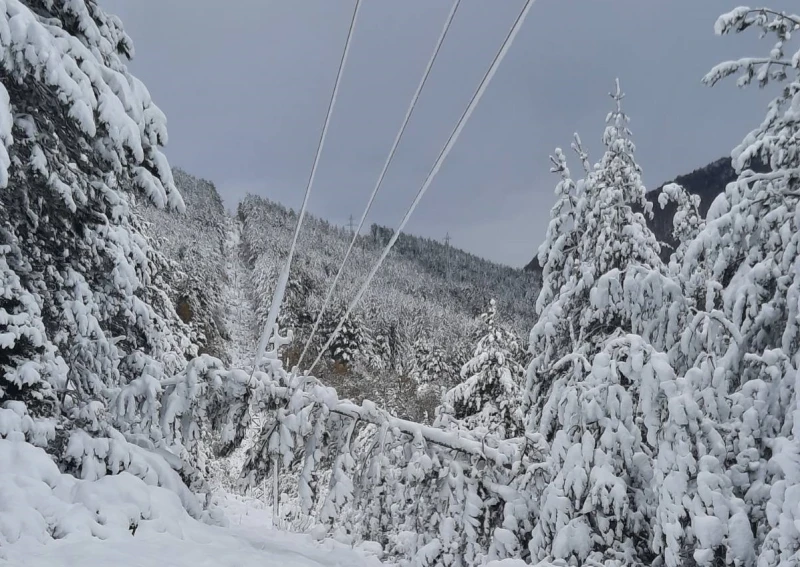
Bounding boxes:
[7,2,800,566]
[8,512,383,567]
[0,438,383,567]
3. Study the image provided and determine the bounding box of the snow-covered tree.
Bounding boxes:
[523,82,685,565]
[327,309,375,368]
[662,7,800,567]
[411,334,451,392]
[437,299,524,438]
[0,1,253,516]
[526,80,681,425]
[535,134,590,315]
[652,360,752,567]
[575,80,663,275]
[0,0,181,436]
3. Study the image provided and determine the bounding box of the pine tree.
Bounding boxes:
[526,80,681,428]
[0,0,182,437]
[437,299,524,438]
[323,307,374,368]
[576,80,662,276]
[411,334,450,392]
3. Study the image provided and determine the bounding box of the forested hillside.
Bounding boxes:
[132,171,538,421]
[135,169,230,360]
[237,194,538,419]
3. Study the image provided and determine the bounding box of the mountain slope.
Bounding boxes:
[135,169,231,360]
[134,172,539,421]
[237,194,538,419]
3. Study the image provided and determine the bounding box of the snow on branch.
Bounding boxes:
[325,397,524,466]
[177,352,529,467]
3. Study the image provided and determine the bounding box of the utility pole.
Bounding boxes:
[445,232,451,282]
[347,214,356,235]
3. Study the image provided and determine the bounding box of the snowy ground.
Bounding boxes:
[0,468,381,567]
[4,476,382,567]
[1,399,382,567]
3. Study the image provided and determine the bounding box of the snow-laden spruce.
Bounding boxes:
[525,80,683,430]
[521,81,689,566]
[436,299,525,439]
[535,134,588,316]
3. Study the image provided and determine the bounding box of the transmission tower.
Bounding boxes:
[347,214,356,235]
[445,232,451,282]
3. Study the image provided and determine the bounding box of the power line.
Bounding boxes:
[249,0,362,381]
[308,0,538,375]
[296,0,463,370]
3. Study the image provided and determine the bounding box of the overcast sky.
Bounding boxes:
[102,0,791,267]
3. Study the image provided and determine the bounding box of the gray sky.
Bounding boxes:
[102,0,791,267]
